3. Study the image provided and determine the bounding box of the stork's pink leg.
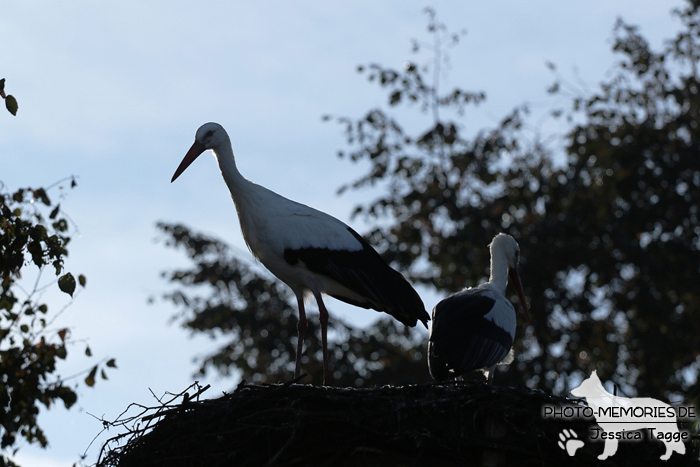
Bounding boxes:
[312,292,331,385]
[294,291,307,379]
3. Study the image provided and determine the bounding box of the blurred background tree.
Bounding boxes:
[0,179,115,467]
[157,2,699,406]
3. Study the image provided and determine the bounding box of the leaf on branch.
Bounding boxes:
[27,239,45,267]
[78,274,87,287]
[58,329,68,342]
[12,188,24,202]
[32,188,51,206]
[106,358,117,368]
[547,82,560,94]
[58,273,76,297]
[59,388,77,408]
[85,365,98,387]
[5,95,18,116]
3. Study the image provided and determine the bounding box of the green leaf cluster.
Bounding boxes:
[0,180,113,465]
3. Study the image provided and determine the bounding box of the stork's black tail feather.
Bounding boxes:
[328,262,429,328]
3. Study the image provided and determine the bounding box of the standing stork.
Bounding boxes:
[171,122,429,385]
[428,233,529,383]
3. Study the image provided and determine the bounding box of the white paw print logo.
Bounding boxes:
[558,429,584,456]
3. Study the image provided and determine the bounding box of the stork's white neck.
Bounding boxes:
[212,143,239,184]
[209,142,270,259]
[487,243,509,295]
[211,140,267,240]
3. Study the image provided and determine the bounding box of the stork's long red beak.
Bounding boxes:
[508,267,530,323]
[171,140,207,182]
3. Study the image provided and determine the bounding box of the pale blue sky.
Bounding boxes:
[1,1,682,465]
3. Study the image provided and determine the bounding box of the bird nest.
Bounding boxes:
[95,379,699,467]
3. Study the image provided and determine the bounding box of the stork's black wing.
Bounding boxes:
[283,227,429,327]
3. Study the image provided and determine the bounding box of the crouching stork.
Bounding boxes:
[428,233,529,383]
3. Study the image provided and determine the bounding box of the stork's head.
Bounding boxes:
[489,233,521,269]
[490,233,529,323]
[171,122,230,182]
[194,122,229,150]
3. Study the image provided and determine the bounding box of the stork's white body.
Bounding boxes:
[228,179,369,308]
[172,123,428,385]
[428,234,528,383]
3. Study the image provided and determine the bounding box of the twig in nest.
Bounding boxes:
[91,382,210,466]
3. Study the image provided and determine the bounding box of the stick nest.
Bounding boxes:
[96,380,699,467]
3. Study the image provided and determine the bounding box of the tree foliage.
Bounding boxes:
[0,180,114,466]
[328,3,700,403]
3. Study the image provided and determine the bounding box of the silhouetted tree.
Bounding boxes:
[330,3,700,403]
